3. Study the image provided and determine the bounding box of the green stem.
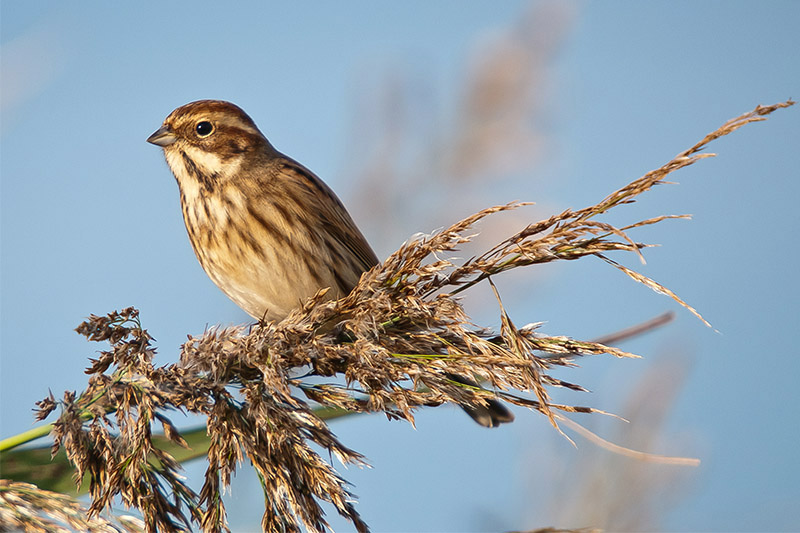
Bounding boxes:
[391,353,448,360]
[0,375,126,454]
[0,423,54,453]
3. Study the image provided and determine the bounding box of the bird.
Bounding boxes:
[147,99,513,427]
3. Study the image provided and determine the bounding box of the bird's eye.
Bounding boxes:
[195,121,214,137]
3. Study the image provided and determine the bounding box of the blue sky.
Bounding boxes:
[2,2,799,531]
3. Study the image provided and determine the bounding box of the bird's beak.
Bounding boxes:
[147,126,177,147]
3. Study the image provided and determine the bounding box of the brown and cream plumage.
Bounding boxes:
[147,100,377,321]
[147,99,512,427]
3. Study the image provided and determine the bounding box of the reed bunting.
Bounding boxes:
[147,100,512,427]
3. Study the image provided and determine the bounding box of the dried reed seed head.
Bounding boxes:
[31,100,791,533]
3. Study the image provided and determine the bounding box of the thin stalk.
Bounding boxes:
[0,423,54,453]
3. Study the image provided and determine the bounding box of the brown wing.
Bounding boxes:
[275,157,379,273]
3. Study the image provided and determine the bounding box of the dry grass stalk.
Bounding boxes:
[539,358,696,531]
[0,479,144,533]
[348,2,573,249]
[29,100,793,533]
